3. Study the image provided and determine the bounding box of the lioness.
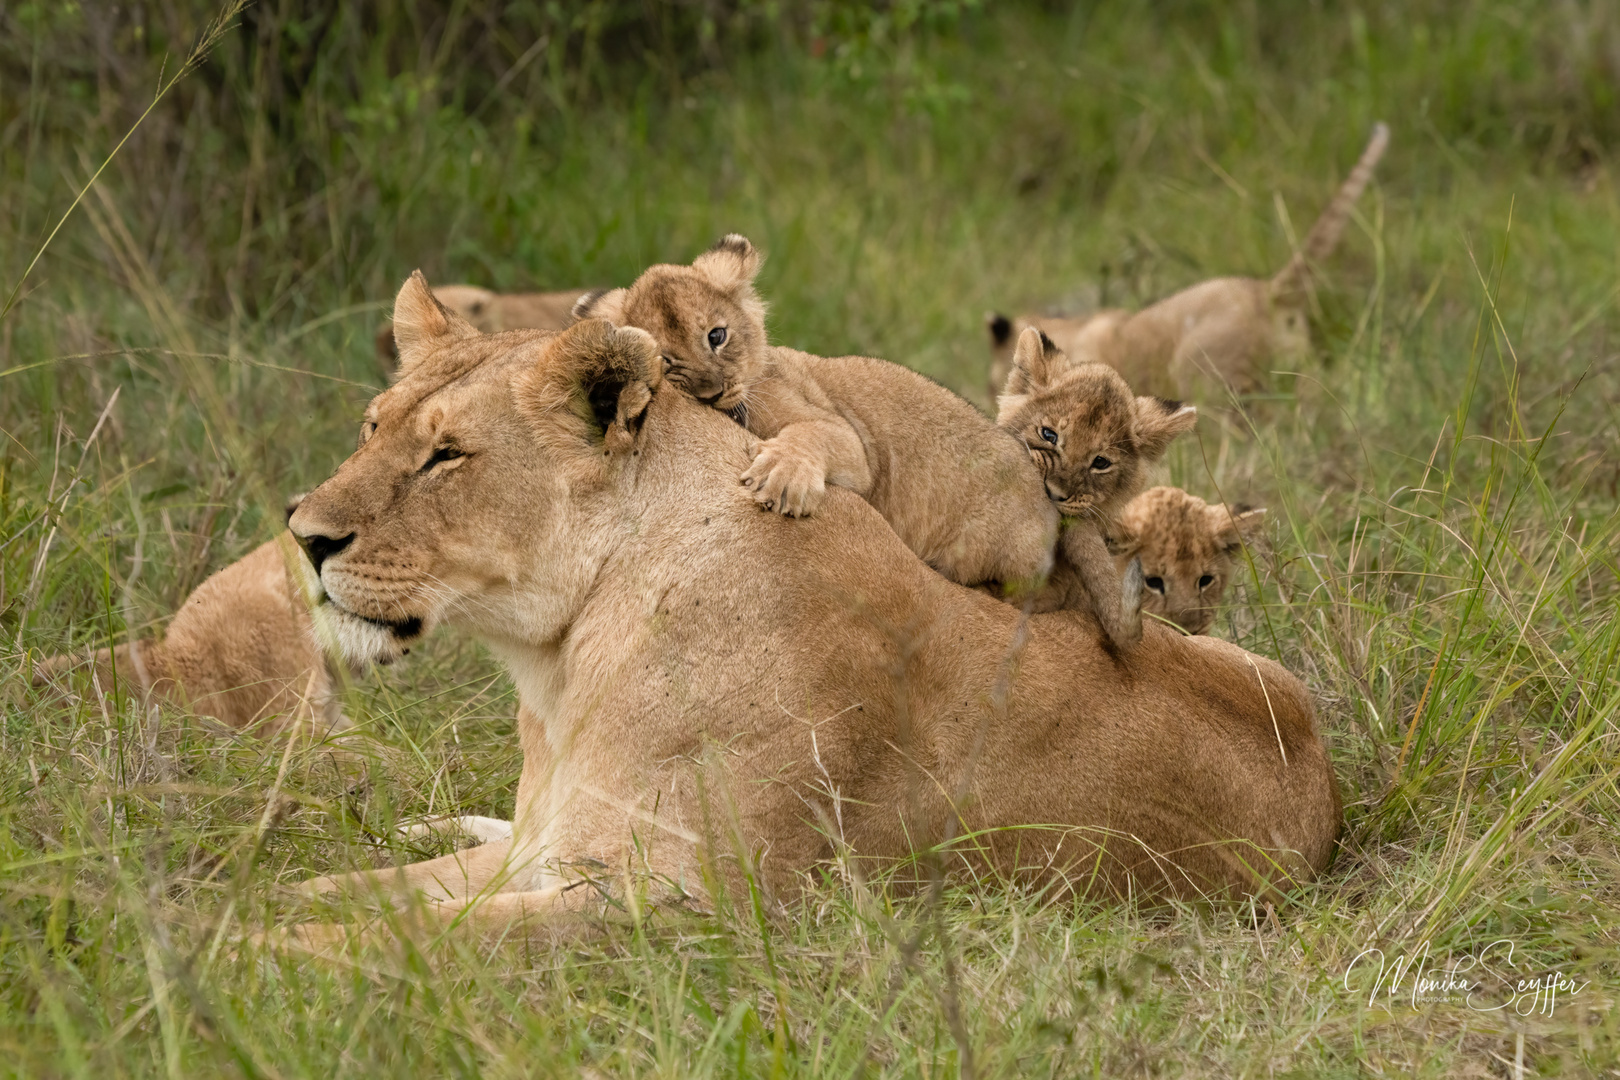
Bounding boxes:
[988,123,1390,399]
[573,235,1058,592]
[374,283,587,369]
[1111,486,1267,636]
[997,327,1199,647]
[280,274,1340,944]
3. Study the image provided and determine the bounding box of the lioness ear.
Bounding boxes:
[1213,504,1266,554]
[1132,396,1198,459]
[692,233,764,292]
[392,270,477,377]
[572,288,627,324]
[523,319,662,456]
[1006,326,1064,394]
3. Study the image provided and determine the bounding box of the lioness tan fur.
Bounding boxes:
[279,276,1340,946]
[575,235,1058,591]
[31,534,346,736]
[997,327,1198,647]
[374,284,586,368]
[988,123,1389,399]
[1111,487,1266,636]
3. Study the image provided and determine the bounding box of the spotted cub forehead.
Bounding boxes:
[1018,363,1137,440]
[623,266,741,335]
[1119,487,1227,563]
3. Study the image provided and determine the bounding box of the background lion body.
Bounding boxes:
[32,536,343,736]
[988,124,1389,399]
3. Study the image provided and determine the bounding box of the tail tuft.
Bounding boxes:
[1271,122,1389,300]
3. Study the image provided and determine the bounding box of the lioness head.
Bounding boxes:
[290,271,663,667]
[1109,486,1266,635]
[997,327,1197,521]
[572,234,767,412]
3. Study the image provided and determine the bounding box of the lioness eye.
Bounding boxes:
[1145,576,1166,594]
[1091,455,1113,471]
[1039,427,1058,444]
[358,421,377,448]
[422,445,465,471]
[1198,574,1215,588]
[708,327,727,349]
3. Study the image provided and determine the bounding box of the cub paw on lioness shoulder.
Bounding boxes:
[741,434,829,517]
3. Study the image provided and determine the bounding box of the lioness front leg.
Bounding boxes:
[741,417,871,517]
[297,838,522,906]
[270,881,624,958]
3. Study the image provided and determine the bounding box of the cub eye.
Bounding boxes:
[707,327,727,349]
[1145,576,1166,595]
[1198,574,1215,589]
[358,421,377,448]
[422,445,465,472]
[1091,455,1113,472]
[1039,427,1058,444]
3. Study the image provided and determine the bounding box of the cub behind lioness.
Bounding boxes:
[1111,486,1266,635]
[574,235,1058,591]
[988,122,1389,399]
[996,328,1198,646]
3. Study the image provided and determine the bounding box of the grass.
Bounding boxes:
[4,0,1620,1074]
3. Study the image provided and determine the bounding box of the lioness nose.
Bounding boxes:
[296,529,355,574]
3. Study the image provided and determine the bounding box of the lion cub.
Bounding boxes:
[1109,487,1266,635]
[988,122,1389,399]
[573,235,1058,591]
[996,328,1198,646]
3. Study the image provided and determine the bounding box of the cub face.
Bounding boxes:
[996,327,1197,522]
[1111,486,1266,635]
[574,234,768,412]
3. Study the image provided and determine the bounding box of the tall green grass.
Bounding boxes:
[3,1,1619,1075]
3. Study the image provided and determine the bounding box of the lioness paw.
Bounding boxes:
[741,440,827,518]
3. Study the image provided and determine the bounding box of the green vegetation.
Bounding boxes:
[3,1,1618,1074]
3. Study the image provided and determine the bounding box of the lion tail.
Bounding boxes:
[1270,122,1389,302]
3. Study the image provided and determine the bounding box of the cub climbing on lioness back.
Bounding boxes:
[997,327,1198,647]
[988,122,1390,399]
[1110,486,1267,636]
[574,235,1058,593]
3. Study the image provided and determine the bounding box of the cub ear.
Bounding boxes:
[1212,504,1267,554]
[1006,326,1065,394]
[523,318,663,455]
[572,288,627,324]
[692,233,764,292]
[392,271,478,377]
[1132,396,1198,459]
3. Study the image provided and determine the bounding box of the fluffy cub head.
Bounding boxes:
[572,234,768,412]
[996,327,1197,522]
[1110,486,1266,635]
